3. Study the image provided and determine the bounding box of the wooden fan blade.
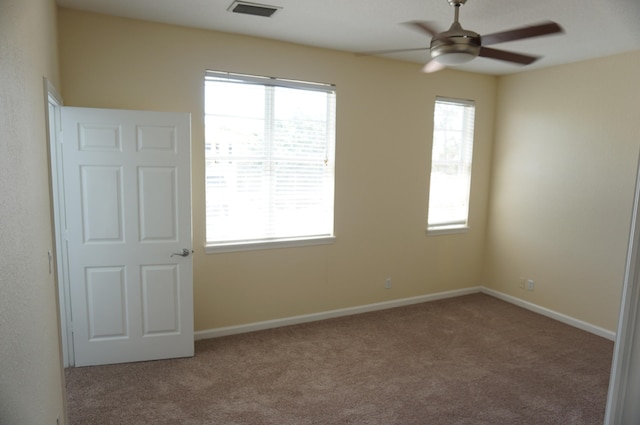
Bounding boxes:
[404,21,442,38]
[355,47,430,57]
[481,21,563,46]
[478,46,539,65]
[422,59,446,74]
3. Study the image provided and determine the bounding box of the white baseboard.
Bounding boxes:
[194,286,616,342]
[194,286,482,340]
[481,287,616,341]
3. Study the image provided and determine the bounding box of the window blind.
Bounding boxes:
[204,71,336,247]
[428,97,476,229]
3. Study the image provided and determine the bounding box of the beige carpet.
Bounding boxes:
[65,293,614,424]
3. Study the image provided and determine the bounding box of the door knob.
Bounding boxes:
[170,248,191,257]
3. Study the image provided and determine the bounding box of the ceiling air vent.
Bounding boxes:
[228,1,281,18]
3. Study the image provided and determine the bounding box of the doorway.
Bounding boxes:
[47,83,194,367]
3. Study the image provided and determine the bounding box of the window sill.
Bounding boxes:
[427,225,469,236]
[205,235,336,254]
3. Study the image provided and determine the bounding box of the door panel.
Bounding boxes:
[62,107,193,367]
[86,266,127,339]
[80,165,124,242]
[141,265,180,334]
[138,166,177,241]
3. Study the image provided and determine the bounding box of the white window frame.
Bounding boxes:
[427,97,476,235]
[203,70,337,253]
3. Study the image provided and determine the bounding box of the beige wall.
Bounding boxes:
[484,51,640,331]
[58,9,497,330]
[0,0,66,424]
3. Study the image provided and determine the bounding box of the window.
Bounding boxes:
[204,70,336,252]
[427,97,476,232]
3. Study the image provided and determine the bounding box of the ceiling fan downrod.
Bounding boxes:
[448,0,467,23]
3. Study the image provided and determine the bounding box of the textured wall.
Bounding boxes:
[0,0,66,424]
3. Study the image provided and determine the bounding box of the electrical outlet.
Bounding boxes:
[385,278,391,289]
[526,279,535,291]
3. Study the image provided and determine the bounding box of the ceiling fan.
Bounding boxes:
[363,0,564,73]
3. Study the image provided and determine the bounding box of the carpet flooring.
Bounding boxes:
[65,293,614,424]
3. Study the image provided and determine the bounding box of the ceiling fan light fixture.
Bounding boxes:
[434,51,476,65]
[430,34,480,65]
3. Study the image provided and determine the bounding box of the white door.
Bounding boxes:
[61,107,193,367]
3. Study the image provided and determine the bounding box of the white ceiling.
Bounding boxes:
[57,0,640,75]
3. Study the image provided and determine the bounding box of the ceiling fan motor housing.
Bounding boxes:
[430,22,481,64]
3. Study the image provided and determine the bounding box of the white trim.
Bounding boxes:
[205,69,335,93]
[45,78,74,367]
[195,286,615,341]
[436,96,475,107]
[195,287,482,340]
[205,235,335,254]
[45,78,63,105]
[604,151,640,424]
[481,288,616,341]
[427,226,469,236]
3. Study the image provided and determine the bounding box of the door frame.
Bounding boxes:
[604,151,640,424]
[45,78,74,367]
[48,98,194,367]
